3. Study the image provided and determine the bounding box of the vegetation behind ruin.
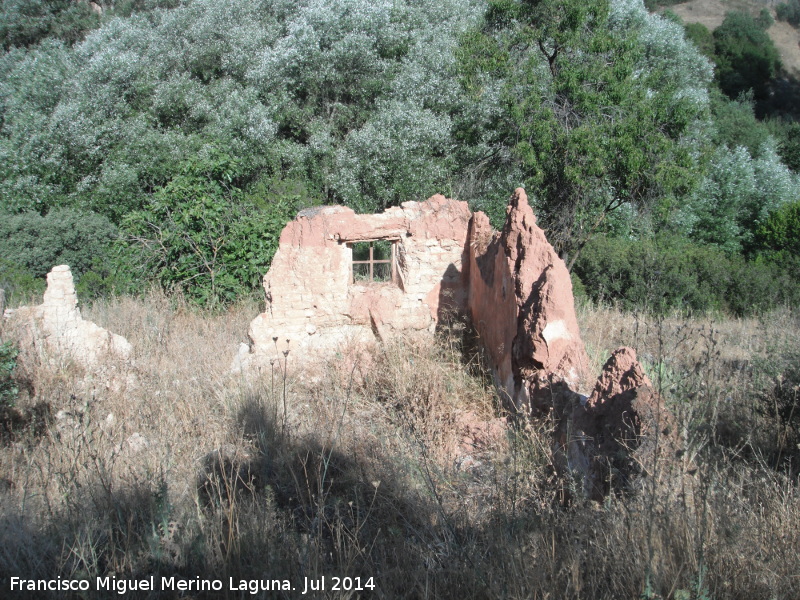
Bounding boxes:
[0,0,799,311]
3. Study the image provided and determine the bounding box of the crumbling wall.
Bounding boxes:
[236,195,471,370]
[466,188,589,409]
[555,348,680,500]
[4,265,132,367]
[237,188,681,500]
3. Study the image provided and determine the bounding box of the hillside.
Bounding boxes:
[1,0,799,315]
[669,0,800,76]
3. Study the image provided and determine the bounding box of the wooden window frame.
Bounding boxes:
[348,239,397,284]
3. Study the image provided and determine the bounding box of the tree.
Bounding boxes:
[682,141,800,254]
[458,0,711,267]
[776,0,800,27]
[758,199,800,260]
[710,90,771,156]
[714,11,781,101]
[120,148,297,306]
[0,0,484,223]
[684,22,715,62]
[0,0,100,50]
[776,121,800,173]
[0,208,117,279]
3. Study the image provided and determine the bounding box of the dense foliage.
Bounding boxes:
[0,207,117,279]
[121,149,297,305]
[0,0,798,310]
[458,0,712,265]
[776,0,800,27]
[0,207,118,301]
[0,0,100,49]
[574,233,800,315]
[713,10,781,101]
[0,341,18,407]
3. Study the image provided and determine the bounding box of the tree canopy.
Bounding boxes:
[1,0,798,310]
[457,0,712,265]
[713,10,781,101]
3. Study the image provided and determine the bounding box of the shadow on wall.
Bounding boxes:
[434,262,467,333]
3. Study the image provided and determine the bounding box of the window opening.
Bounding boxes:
[350,239,396,284]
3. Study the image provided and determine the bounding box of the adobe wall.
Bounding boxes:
[236,195,471,369]
[235,189,589,394]
[466,189,589,408]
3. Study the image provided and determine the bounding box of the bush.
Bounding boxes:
[0,0,482,225]
[710,91,771,157]
[573,234,800,315]
[775,121,800,173]
[0,341,19,408]
[684,22,716,61]
[776,0,800,27]
[757,8,775,30]
[714,11,781,101]
[0,0,100,50]
[757,200,800,255]
[643,0,687,10]
[120,150,301,306]
[754,200,800,281]
[0,260,46,305]
[0,208,119,301]
[684,138,800,255]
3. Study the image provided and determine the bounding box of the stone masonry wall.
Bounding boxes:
[5,265,132,367]
[236,195,471,370]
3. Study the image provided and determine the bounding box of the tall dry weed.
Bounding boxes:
[0,295,797,599]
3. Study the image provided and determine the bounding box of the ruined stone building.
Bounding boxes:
[4,265,131,368]
[235,195,473,372]
[235,188,679,499]
[235,188,588,409]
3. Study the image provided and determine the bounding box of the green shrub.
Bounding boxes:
[756,200,800,256]
[74,258,137,302]
[710,91,771,157]
[120,150,301,306]
[570,271,587,303]
[0,260,46,305]
[757,8,774,30]
[725,255,797,315]
[0,0,100,50]
[753,200,800,283]
[685,135,800,255]
[644,0,687,10]
[684,22,716,61]
[573,234,800,315]
[776,0,800,27]
[0,342,19,408]
[714,11,781,101]
[0,208,118,280]
[774,121,800,173]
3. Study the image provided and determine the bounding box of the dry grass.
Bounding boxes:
[0,293,798,599]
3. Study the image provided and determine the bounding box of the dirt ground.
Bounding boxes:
[769,19,800,77]
[668,0,800,77]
